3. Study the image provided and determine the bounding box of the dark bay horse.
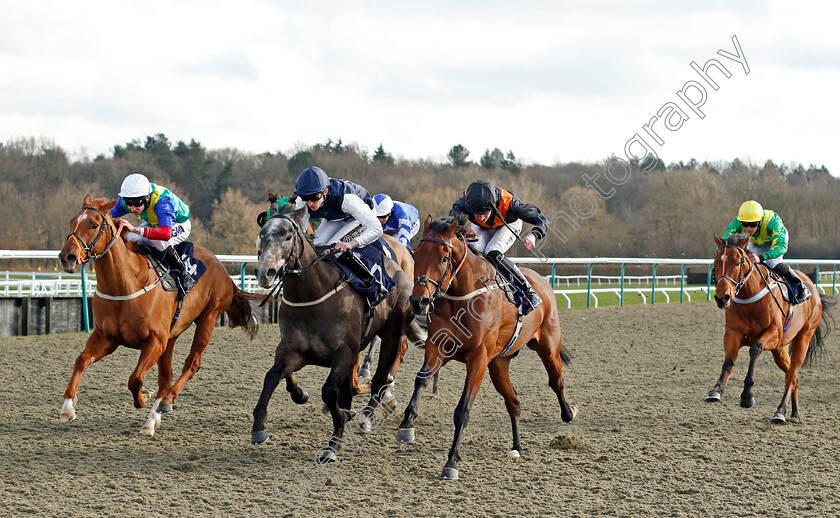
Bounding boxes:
[57,196,258,436]
[257,196,419,395]
[398,215,577,480]
[707,234,834,423]
[250,208,426,459]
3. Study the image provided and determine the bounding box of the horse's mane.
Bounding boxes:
[726,233,751,245]
[429,213,469,234]
[428,214,481,256]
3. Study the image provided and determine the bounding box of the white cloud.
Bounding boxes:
[0,0,838,173]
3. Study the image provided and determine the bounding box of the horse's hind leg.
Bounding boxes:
[358,336,379,379]
[773,333,811,423]
[61,330,118,422]
[320,344,357,461]
[163,313,217,407]
[535,333,577,423]
[153,337,176,415]
[488,357,523,456]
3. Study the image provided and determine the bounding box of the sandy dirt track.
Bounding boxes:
[1,301,839,517]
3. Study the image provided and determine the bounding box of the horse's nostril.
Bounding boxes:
[266,268,277,279]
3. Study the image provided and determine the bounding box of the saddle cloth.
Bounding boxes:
[334,238,397,300]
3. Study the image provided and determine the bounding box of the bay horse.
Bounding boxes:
[250,207,426,459]
[707,234,834,423]
[398,215,577,480]
[57,196,258,436]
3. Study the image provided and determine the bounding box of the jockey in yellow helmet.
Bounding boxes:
[723,200,811,304]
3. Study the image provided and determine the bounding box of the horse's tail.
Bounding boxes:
[806,295,835,366]
[560,346,572,366]
[226,284,260,340]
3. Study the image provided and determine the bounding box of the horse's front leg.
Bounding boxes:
[441,352,488,480]
[251,345,304,445]
[61,330,118,422]
[706,328,741,402]
[397,342,448,443]
[358,336,380,379]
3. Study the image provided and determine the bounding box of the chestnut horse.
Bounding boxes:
[58,196,258,436]
[707,234,834,423]
[250,208,426,459]
[398,215,577,480]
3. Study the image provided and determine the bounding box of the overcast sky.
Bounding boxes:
[2,1,838,173]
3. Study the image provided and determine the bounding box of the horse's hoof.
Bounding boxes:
[508,450,521,458]
[771,412,787,424]
[291,389,308,405]
[569,404,579,421]
[740,397,755,409]
[60,412,76,423]
[358,367,371,379]
[356,417,372,434]
[251,429,270,445]
[396,428,415,443]
[705,391,721,402]
[157,402,174,415]
[140,426,155,437]
[319,448,337,463]
[440,467,459,480]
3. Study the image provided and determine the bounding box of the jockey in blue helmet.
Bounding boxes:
[373,194,420,250]
[292,166,388,306]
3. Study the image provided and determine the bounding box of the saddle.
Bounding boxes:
[767,269,799,304]
[140,243,206,294]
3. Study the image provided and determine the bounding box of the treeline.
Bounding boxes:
[0,135,838,261]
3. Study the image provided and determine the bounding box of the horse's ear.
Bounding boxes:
[423,215,432,233]
[104,199,117,213]
[714,235,723,248]
[291,207,307,225]
[267,190,277,203]
[737,236,751,248]
[83,194,91,206]
[462,228,477,239]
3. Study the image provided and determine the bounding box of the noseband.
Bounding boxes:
[414,233,468,307]
[66,206,124,265]
[714,243,754,296]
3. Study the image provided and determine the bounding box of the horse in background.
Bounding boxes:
[708,234,834,423]
[58,195,258,436]
[398,215,577,480]
[250,208,426,458]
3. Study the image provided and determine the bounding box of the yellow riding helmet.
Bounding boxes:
[737,200,763,222]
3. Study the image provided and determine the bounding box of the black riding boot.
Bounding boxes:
[163,245,195,296]
[773,262,811,304]
[488,251,542,316]
[338,250,389,308]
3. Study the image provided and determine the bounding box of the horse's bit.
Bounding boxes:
[66,206,124,265]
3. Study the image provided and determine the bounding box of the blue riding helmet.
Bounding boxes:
[294,166,330,196]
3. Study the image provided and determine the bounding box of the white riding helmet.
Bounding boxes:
[373,194,394,217]
[119,173,152,198]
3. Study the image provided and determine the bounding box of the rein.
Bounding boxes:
[714,243,754,296]
[67,206,126,265]
[717,243,790,328]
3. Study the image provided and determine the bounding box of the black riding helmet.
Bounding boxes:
[463,180,497,214]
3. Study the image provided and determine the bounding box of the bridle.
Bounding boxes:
[413,233,468,307]
[66,206,126,265]
[713,243,755,296]
[259,214,340,303]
